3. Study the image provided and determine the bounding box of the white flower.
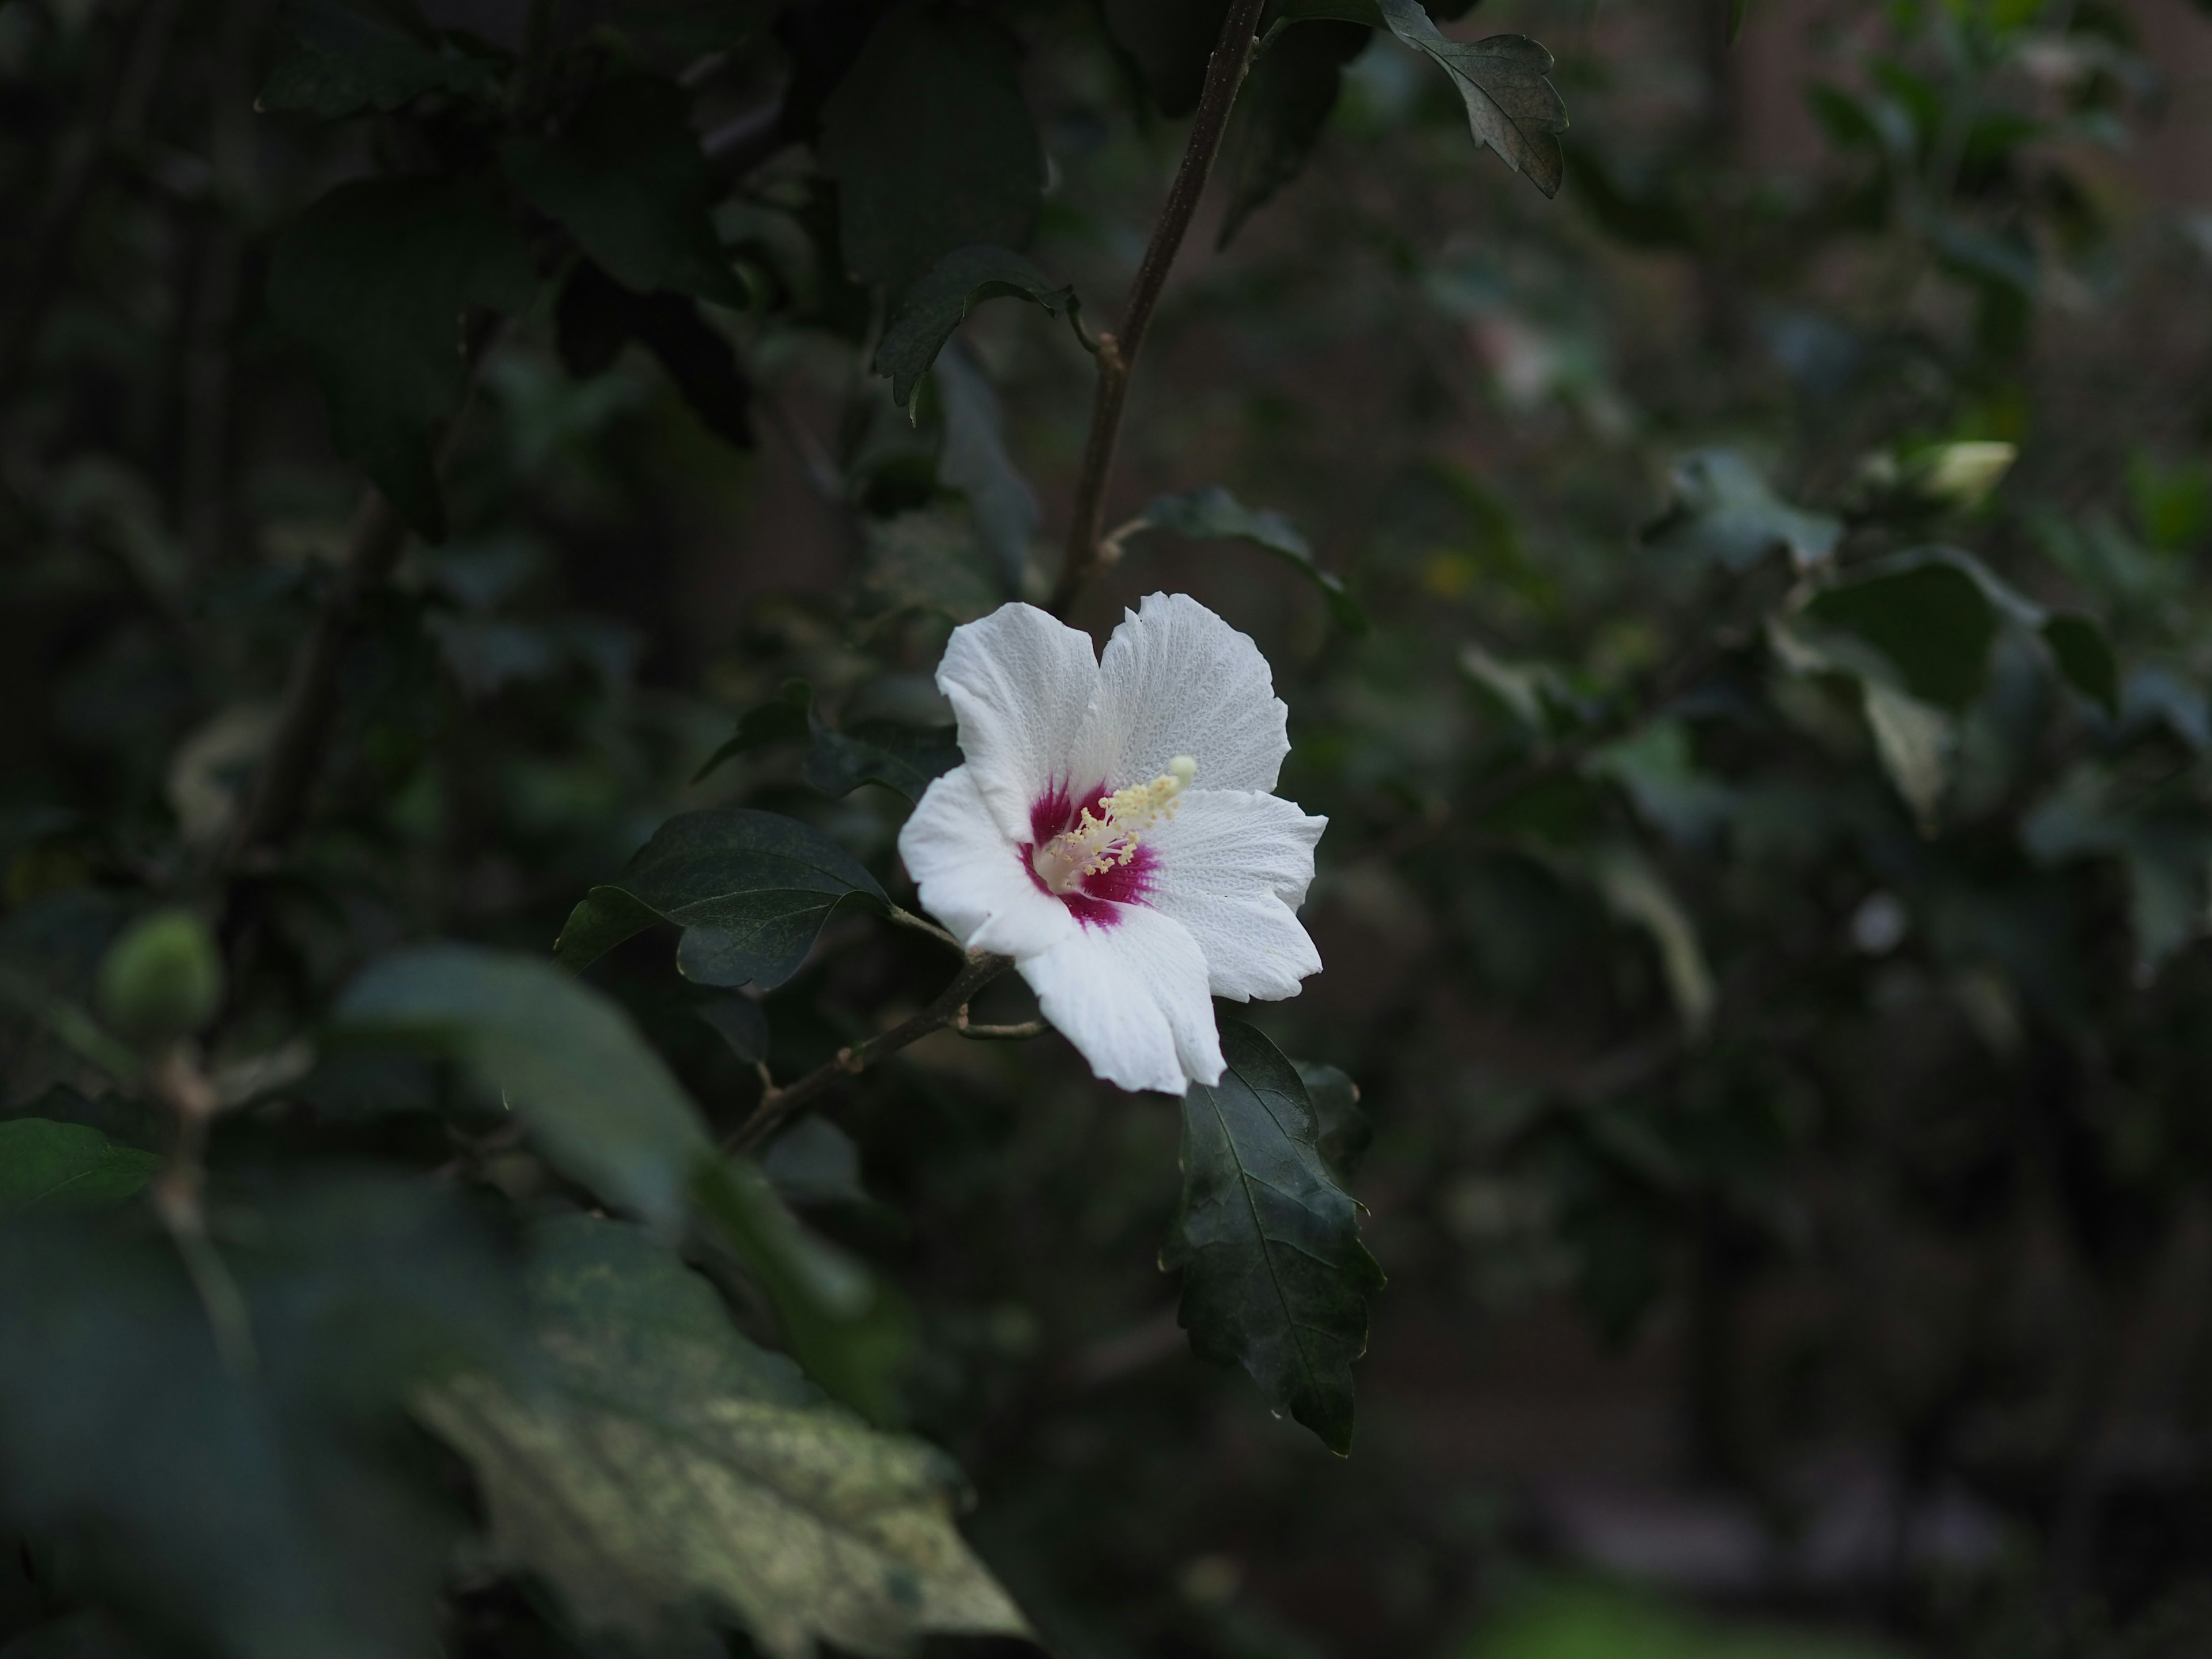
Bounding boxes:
[898,593,1326,1095]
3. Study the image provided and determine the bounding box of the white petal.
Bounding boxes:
[936,603,1101,844]
[1143,789,1325,1002]
[1020,905,1224,1094]
[1076,592,1290,794]
[899,766,1082,960]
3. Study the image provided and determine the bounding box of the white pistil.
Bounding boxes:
[1032,755,1197,895]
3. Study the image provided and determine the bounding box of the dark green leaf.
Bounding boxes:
[553,809,889,990]
[694,681,960,802]
[416,1218,1024,1659]
[1728,0,1752,43]
[858,506,1007,624]
[1137,487,1365,632]
[694,991,770,1066]
[2043,612,2119,717]
[267,177,535,539]
[556,260,755,450]
[764,1116,872,1209]
[1272,0,1567,196]
[935,343,1035,594]
[1294,1062,1372,1181]
[1808,558,1998,711]
[0,1119,158,1215]
[817,5,1044,287]
[874,244,1079,412]
[503,77,751,308]
[334,948,900,1415]
[336,944,714,1228]
[2024,766,2212,974]
[0,1177,514,1659]
[1219,21,1370,248]
[1641,450,1841,571]
[1162,1020,1384,1455]
[1101,0,1232,116]
[256,0,502,119]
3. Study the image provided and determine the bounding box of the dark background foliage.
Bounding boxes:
[3,0,2212,1656]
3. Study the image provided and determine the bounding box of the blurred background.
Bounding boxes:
[5,0,2212,1655]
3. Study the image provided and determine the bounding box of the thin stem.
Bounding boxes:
[726,953,1013,1153]
[886,903,965,954]
[1050,0,1268,616]
[149,1047,257,1377]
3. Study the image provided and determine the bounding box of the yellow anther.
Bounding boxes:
[1032,756,1198,895]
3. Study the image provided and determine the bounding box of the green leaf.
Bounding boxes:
[1641,450,1842,572]
[1728,0,1753,43]
[1294,1061,1372,1181]
[818,6,1045,287]
[1808,559,1998,711]
[2023,764,2212,975]
[336,945,714,1228]
[553,809,889,990]
[1862,679,1953,833]
[256,0,502,119]
[1219,20,1370,248]
[2042,612,2119,716]
[694,681,961,802]
[874,244,1078,413]
[267,177,535,540]
[556,260,755,450]
[334,948,902,1415]
[935,343,1036,594]
[858,505,1008,624]
[1101,0,1232,116]
[504,76,749,309]
[1162,1020,1384,1455]
[0,1119,158,1215]
[0,1177,515,1659]
[1135,487,1365,632]
[1589,846,1715,1036]
[417,1218,1027,1659]
[1271,0,1567,196]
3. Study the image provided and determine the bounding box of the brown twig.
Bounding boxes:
[1048,0,1268,616]
[148,1044,257,1376]
[726,953,1013,1153]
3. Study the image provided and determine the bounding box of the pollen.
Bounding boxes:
[1032,756,1196,895]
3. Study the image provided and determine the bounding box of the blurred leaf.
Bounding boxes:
[0,1120,157,1216]
[2023,766,2212,974]
[764,1115,871,1209]
[418,1219,1022,1659]
[819,7,1044,287]
[1463,1579,1904,1659]
[2041,613,2119,716]
[1101,0,1232,116]
[694,993,770,1066]
[858,506,1006,624]
[934,343,1035,596]
[334,949,901,1415]
[874,245,1078,412]
[337,945,713,1228]
[1163,1020,1384,1456]
[555,260,753,450]
[1274,0,1567,196]
[1728,0,1753,43]
[95,908,223,1046]
[1590,846,1715,1036]
[1134,487,1365,631]
[267,177,535,539]
[1641,450,1840,571]
[0,1177,514,1659]
[1220,21,1370,248]
[1808,558,1998,710]
[505,77,751,309]
[695,681,962,802]
[256,0,502,119]
[554,810,889,990]
[1862,680,1953,832]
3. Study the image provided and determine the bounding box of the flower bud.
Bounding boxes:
[97,909,224,1044]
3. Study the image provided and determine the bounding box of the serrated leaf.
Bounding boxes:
[256,0,502,119]
[1219,20,1370,248]
[818,6,1044,287]
[556,260,754,450]
[334,948,902,1418]
[1294,1061,1371,1181]
[554,809,889,990]
[0,1119,158,1215]
[1162,1020,1383,1455]
[504,77,750,308]
[1137,487,1365,631]
[267,177,535,539]
[1808,558,1998,711]
[2042,612,2119,717]
[418,1219,1024,1659]
[874,244,1078,412]
[1271,0,1567,196]
[0,1176,514,1659]
[1641,450,1842,572]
